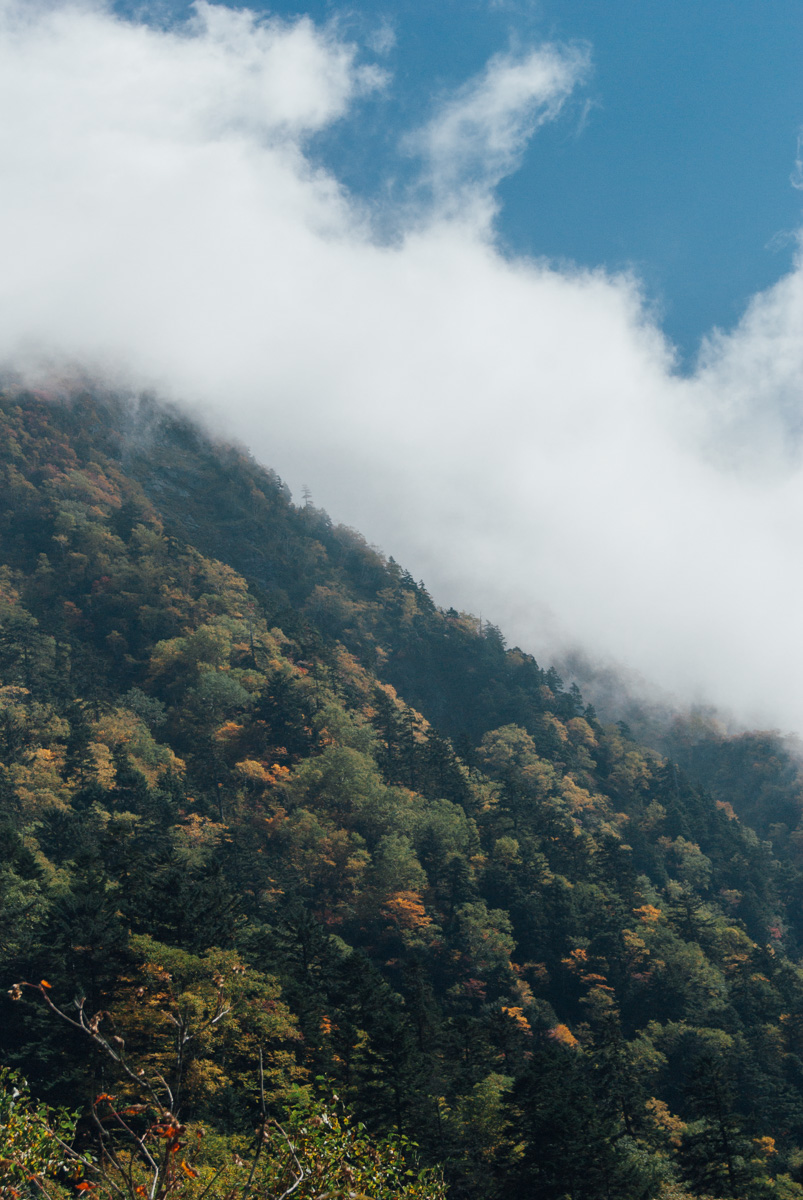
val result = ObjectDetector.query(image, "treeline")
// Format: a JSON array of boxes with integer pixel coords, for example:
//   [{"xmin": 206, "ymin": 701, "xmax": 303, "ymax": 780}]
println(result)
[{"xmin": 2, "ymin": 389, "xmax": 803, "ymax": 1198}]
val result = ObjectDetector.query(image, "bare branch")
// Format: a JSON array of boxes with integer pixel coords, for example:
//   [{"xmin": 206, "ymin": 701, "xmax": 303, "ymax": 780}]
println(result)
[{"xmin": 272, "ymin": 1121, "xmax": 305, "ymax": 1200}]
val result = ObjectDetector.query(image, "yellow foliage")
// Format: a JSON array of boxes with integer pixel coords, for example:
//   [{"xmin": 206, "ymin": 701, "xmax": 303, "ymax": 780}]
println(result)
[
  {"xmin": 543, "ymin": 714, "xmax": 569, "ymax": 743},
  {"xmin": 548, "ymin": 1024, "xmax": 578, "ymax": 1049},
  {"xmin": 382, "ymin": 890, "xmax": 433, "ymax": 930},
  {"xmin": 88, "ymin": 741, "xmax": 116, "ymax": 788},
  {"xmin": 96, "ymin": 709, "xmax": 184, "ymax": 784},
  {"xmin": 623, "ymin": 928, "xmax": 650, "ymax": 968},
  {"xmin": 520, "ymin": 758, "xmax": 556, "ymax": 798},
  {"xmin": 233, "ymin": 758, "xmax": 272, "ymax": 784},
  {"xmin": 562, "ymin": 947, "xmax": 589, "ymax": 972},
  {"xmin": 645, "ymin": 1097, "xmax": 686, "ymax": 1146},
  {"xmin": 173, "ymin": 813, "xmax": 227, "ymax": 856},
  {"xmin": 634, "ymin": 903, "xmax": 662, "ymax": 925},
  {"xmin": 609, "ymin": 749, "xmax": 653, "ymax": 795},
  {"xmin": 113, "ymin": 936, "xmax": 304, "ymax": 1109},
  {"xmin": 501, "ymin": 1006, "xmax": 532, "ymax": 1035},
  {"xmin": 566, "ymin": 717, "xmax": 598, "ymax": 748},
  {"xmin": 559, "ymin": 777, "xmax": 597, "ymax": 813},
  {"xmin": 641, "ymin": 801, "xmax": 667, "ymax": 833},
  {"xmin": 9, "ymin": 746, "xmax": 69, "ymax": 816},
  {"xmin": 214, "ymin": 720, "xmax": 244, "ymax": 743}
]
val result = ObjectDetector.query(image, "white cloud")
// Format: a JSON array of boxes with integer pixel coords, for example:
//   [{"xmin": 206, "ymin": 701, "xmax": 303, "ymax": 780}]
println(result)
[
  {"xmin": 365, "ymin": 17, "xmax": 395, "ymax": 57},
  {"xmin": 792, "ymin": 129, "xmax": 803, "ymax": 190},
  {"xmin": 406, "ymin": 43, "xmax": 589, "ymax": 216},
  {"xmin": 2, "ymin": 1, "xmax": 803, "ymax": 734}
]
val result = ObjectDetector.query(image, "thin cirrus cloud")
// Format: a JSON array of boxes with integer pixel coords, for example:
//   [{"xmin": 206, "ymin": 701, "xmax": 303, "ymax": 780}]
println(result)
[
  {"xmin": 405, "ymin": 42, "xmax": 590, "ymax": 212},
  {"xmin": 793, "ymin": 132, "xmax": 803, "ymax": 190},
  {"xmin": 1, "ymin": 0, "xmax": 803, "ymax": 734}
]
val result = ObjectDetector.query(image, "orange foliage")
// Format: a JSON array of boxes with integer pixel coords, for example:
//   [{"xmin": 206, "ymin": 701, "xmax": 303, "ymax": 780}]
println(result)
[
  {"xmin": 381, "ymin": 891, "xmax": 432, "ymax": 930},
  {"xmin": 645, "ymin": 1097, "xmax": 686, "ymax": 1146},
  {"xmin": 633, "ymin": 904, "xmax": 662, "ymax": 925},
  {"xmin": 501, "ymin": 1006, "xmax": 532, "ymax": 1036},
  {"xmin": 548, "ymin": 1024, "xmax": 578, "ymax": 1049},
  {"xmin": 214, "ymin": 721, "xmax": 244, "ymax": 743},
  {"xmin": 561, "ymin": 947, "xmax": 588, "ymax": 974},
  {"xmin": 235, "ymin": 759, "xmax": 291, "ymax": 787}
]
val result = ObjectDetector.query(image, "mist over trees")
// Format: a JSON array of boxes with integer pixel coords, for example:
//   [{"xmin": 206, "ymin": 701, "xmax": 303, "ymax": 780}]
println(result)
[{"xmin": 3, "ymin": 389, "xmax": 803, "ymax": 1198}]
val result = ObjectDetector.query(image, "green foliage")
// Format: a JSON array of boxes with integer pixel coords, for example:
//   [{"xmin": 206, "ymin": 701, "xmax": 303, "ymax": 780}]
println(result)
[
  {"xmin": 3, "ymin": 389, "xmax": 803, "ymax": 1200},
  {"xmin": 0, "ymin": 1067, "xmax": 80, "ymax": 1197},
  {"xmin": 255, "ymin": 1100, "xmax": 447, "ymax": 1200}
]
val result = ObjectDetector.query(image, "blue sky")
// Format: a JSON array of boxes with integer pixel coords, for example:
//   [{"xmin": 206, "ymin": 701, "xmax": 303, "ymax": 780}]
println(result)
[{"xmin": 114, "ymin": 0, "xmax": 803, "ymax": 361}]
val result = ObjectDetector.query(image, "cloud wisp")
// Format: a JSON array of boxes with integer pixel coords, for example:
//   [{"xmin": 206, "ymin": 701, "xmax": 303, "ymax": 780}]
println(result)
[
  {"xmin": 405, "ymin": 43, "xmax": 589, "ymax": 216},
  {"xmin": 2, "ymin": 1, "xmax": 803, "ymax": 734}
]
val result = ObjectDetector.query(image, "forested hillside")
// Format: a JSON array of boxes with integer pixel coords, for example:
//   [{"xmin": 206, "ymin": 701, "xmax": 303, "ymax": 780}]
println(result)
[{"xmin": 3, "ymin": 388, "xmax": 803, "ymax": 1199}]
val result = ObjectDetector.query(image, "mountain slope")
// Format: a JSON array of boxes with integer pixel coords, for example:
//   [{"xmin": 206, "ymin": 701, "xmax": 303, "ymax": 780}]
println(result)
[{"xmin": 2, "ymin": 386, "xmax": 803, "ymax": 1200}]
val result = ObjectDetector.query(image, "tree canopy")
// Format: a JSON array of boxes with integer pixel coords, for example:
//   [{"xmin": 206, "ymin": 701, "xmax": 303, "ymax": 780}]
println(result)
[{"xmin": 3, "ymin": 388, "xmax": 803, "ymax": 1199}]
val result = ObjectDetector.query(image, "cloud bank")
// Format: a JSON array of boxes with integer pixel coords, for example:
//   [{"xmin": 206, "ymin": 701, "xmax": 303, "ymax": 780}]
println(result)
[{"xmin": 2, "ymin": 0, "xmax": 803, "ymax": 733}]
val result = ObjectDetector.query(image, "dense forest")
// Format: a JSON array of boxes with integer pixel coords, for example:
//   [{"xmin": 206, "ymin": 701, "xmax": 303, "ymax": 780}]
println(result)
[{"xmin": 4, "ymin": 389, "xmax": 803, "ymax": 1198}]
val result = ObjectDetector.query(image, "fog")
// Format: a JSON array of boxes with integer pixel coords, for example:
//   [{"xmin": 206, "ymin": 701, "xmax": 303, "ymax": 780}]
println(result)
[{"xmin": 2, "ymin": 1, "xmax": 803, "ymax": 732}]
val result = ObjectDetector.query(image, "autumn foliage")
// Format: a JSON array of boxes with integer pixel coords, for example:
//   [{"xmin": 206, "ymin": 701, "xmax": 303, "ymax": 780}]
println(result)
[{"xmin": 2, "ymin": 391, "xmax": 803, "ymax": 1199}]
